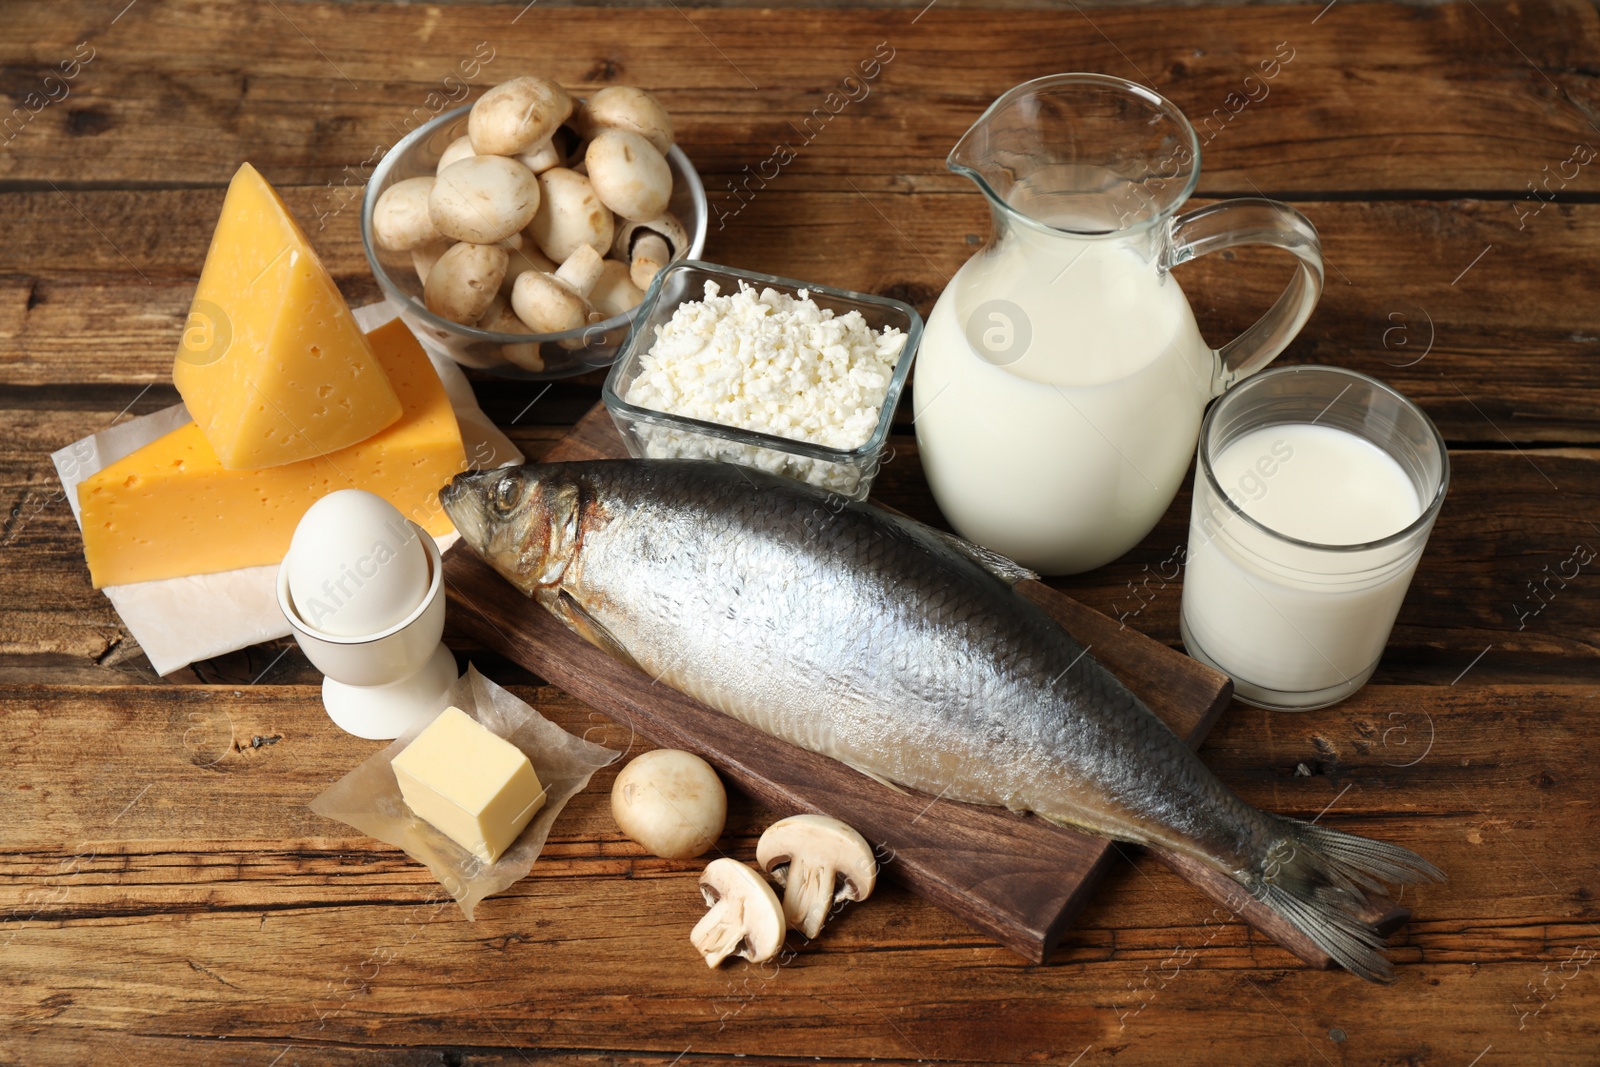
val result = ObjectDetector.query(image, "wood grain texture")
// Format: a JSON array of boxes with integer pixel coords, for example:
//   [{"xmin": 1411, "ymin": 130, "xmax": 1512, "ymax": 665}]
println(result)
[
  {"xmin": 2, "ymin": 682, "xmax": 1595, "ymax": 1063},
  {"xmin": 2, "ymin": 0, "xmax": 1596, "ymax": 193}
]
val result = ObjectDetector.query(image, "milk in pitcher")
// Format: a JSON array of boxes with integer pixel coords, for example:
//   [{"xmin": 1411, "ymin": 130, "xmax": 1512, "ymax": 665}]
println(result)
[{"xmin": 915, "ymin": 214, "xmax": 1214, "ymax": 574}]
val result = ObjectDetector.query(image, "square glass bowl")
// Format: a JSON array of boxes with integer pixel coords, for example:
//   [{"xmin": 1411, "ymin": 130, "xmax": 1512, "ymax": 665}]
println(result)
[
  {"xmin": 602, "ymin": 261, "xmax": 922, "ymax": 501},
  {"xmin": 361, "ymin": 103, "xmax": 708, "ymax": 380}
]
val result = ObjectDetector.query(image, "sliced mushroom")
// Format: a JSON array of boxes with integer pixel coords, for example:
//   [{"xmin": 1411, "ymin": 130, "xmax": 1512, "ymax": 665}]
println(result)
[
  {"xmin": 690, "ymin": 858, "xmax": 786, "ymax": 968},
  {"xmin": 410, "ymin": 238, "xmax": 454, "ymax": 286},
  {"xmin": 468, "ymin": 75, "xmax": 572, "ymax": 156},
  {"xmin": 585, "ymin": 127, "xmax": 672, "ymax": 223},
  {"xmin": 430, "ymin": 155, "xmax": 541, "ymax": 244},
  {"xmin": 573, "ymin": 86, "xmax": 674, "ymax": 155},
  {"xmin": 436, "ymin": 134, "xmax": 477, "ymax": 173},
  {"xmin": 373, "ymin": 176, "xmax": 442, "ymax": 252},
  {"xmin": 590, "ymin": 258, "xmax": 646, "ymax": 318},
  {"xmin": 510, "ymin": 243, "xmax": 604, "ymax": 334},
  {"xmin": 527, "ymin": 167, "xmax": 614, "ymax": 263},
  {"xmin": 755, "ymin": 814, "xmax": 877, "ymax": 940},
  {"xmin": 424, "ymin": 241, "xmax": 508, "ymax": 325},
  {"xmin": 612, "ymin": 212, "xmax": 689, "ymax": 290}
]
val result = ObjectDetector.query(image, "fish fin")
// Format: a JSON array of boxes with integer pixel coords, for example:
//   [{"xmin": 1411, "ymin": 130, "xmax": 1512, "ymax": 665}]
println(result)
[
  {"xmin": 541, "ymin": 588, "xmax": 643, "ymax": 673},
  {"xmin": 842, "ymin": 761, "xmax": 913, "ymax": 796},
  {"xmin": 926, "ymin": 528, "xmax": 1039, "ymax": 585},
  {"xmin": 1247, "ymin": 817, "xmax": 1445, "ymax": 983}
]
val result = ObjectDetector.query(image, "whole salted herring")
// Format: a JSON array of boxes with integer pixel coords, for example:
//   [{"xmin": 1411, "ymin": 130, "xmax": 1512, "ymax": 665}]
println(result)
[{"xmin": 441, "ymin": 460, "xmax": 1443, "ymax": 981}]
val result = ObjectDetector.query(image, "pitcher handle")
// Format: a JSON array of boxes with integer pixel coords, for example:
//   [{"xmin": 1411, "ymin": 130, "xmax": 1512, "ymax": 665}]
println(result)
[{"xmin": 1165, "ymin": 198, "xmax": 1324, "ymax": 396}]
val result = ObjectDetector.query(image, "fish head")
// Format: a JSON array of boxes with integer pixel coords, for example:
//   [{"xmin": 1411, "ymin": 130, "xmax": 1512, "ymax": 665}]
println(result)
[{"xmin": 440, "ymin": 465, "xmax": 580, "ymax": 596}]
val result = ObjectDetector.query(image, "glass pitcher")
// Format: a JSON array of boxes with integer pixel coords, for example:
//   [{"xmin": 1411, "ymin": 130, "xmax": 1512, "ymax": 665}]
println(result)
[{"xmin": 915, "ymin": 73, "xmax": 1324, "ymax": 575}]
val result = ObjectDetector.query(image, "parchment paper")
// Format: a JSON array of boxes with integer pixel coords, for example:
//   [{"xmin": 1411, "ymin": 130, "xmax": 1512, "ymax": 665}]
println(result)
[
  {"xmin": 52, "ymin": 302, "xmax": 523, "ymax": 676},
  {"xmin": 309, "ymin": 665, "xmax": 620, "ymax": 918}
]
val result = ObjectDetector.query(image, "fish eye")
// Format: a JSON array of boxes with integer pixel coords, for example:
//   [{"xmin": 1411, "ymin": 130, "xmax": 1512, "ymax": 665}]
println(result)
[{"xmin": 492, "ymin": 474, "xmax": 523, "ymax": 515}]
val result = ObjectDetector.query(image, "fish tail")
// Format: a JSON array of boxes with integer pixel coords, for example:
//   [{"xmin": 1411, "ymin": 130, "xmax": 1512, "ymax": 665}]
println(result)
[{"xmin": 1246, "ymin": 817, "xmax": 1444, "ymax": 983}]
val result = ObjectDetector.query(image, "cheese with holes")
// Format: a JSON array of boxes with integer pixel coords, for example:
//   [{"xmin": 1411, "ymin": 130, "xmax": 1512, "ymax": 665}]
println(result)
[
  {"xmin": 173, "ymin": 162, "xmax": 402, "ymax": 470},
  {"xmin": 78, "ymin": 319, "xmax": 466, "ymax": 588},
  {"xmin": 392, "ymin": 706, "xmax": 546, "ymax": 863}
]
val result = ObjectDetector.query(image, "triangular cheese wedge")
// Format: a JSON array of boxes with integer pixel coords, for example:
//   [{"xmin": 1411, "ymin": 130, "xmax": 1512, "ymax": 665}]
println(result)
[
  {"xmin": 173, "ymin": 163, "xmax": 402, "ymax": 469},
  {"xmin": 80, "ymin": 319, "xmax": 466, "ymax": 588}
]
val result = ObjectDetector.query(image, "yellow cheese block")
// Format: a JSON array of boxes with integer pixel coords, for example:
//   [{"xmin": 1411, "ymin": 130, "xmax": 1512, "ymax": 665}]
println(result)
[
  {"xmin": 173, "ymin": 162, "xmax": 403, "ymax": 470},
  {"xmin": 79, "ymin": 319, "xmax": 466, "ymax": 588},
  {"xmin": 392, "ymin": 706, "xmax": 546, "ymax": 864}
]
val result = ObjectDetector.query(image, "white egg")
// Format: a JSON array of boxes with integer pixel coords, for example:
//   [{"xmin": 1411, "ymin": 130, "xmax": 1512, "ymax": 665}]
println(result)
[{"xmin": 285, "ymin": 490, "xmax": 431, "ymax": 638}]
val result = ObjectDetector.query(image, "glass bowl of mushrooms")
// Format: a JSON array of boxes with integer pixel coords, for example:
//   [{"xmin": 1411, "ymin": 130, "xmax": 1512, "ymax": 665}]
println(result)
[{"xmin": 362, "ymin": 79, "xmax": 708, "ymax": 379}]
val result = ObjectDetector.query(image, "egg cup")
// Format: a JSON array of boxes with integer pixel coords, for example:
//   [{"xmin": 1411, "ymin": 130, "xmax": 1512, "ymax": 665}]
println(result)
[{"xmin": 277, "ymin": 524, "xmax": 457, "ymax": 739}]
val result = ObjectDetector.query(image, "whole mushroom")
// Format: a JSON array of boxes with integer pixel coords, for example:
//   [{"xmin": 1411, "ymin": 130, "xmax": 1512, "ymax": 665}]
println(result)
[
  {"xmin": 410, "ymin": 238, "xmax": 454, "ymax": 286},
  {"xmin": 590, "ymin": 258, "xmax": 646, "ymax": 318},
  {"xmin": 612, "ymin": 212, "xmax": 689, "ymax": 290},
  {"xmin": 500, "ymin": 243, "xmax": 559, "ymax": 298},
  {"xmin": 573, "ymin": 86, "xmax": 674, "ymax": 155},
  {"xmin": 430, "ymin": 155, "xmax": 541, "ymax": 244},
  {"xmin": 609, "ymin": 749, "xmax": 727, "ymax": 859},
  {"xmin": 436, "ymin": 134, "xmax": 477, "ymax": 173},
  {"xmin": 755, "ymin": 814, "xmax": 877, "ymax": 940},
  {"xmin": 424, "ymin": 241, "xmax": 508, "ymax": 325},
  {"xmin": 469, "ymin": 75, "xmax": 572, "ymax": 158},
  {"xmin": 585, "ymin": 127, "xmax": 672, "ymax": 223},
  {"xmin": 372, "ymin": 176, "xmax": 443, "ymax": 252},
  {"xmin": 511, "ymin": 243, "xmax": 605, "ymax": 335},
  {"xmin": 477, "ymin": 295, "xmax": 544, "ymax": 372},
  {"xmin": 527, "ymin": 167, "xmax": 615, "ymax": 263},
  {"xmin": 690, "ymin": 858, "xmax": 786, "ymax": 968}
]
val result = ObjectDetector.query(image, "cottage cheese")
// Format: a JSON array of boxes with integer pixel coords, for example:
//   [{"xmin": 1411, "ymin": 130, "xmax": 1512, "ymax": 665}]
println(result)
[{"xmin": 623, "ymin": 281, "xmax": 908, "ymax": 494}]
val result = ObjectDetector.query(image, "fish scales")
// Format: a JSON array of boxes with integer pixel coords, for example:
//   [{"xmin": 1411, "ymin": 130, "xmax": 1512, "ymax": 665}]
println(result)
[
  {"xmin": 572, "ymin": 462, "xmax": 1255, "ymax": 856},
  {"xmin": 443, "ymin": 459, "xmax": 1443, "ymax": 981}
]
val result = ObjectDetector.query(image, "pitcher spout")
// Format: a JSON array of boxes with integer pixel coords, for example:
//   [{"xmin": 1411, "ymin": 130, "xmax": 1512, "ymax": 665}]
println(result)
[{"xmin": 948, "ymin": 73, "xmax": 1202, "ymax": 237}]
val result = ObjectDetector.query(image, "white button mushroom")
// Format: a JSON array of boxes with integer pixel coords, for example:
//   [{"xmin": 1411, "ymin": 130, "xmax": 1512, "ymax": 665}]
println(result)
[
  {"xmin": 500, "ymin": 243, "xmax": 559, "ymax": 299},
  {"xmin": 469, "ymin": 75, "xmax": 572, "ymax": 157},
  {"xmin": 477, "ymin": 294, "xmax": 544, "ymax": 372},
  {"xmin": 690, "ymin": 858, "xmax": 787, "ymax": 968},
  {"xmin": 755, "ymin": 814, "xmax": 877, "ymax": 940},
  {"xmin": 430, "ymin": 155, "xmax": 542, "ymax": 245},
  {"xmin": 424, "ymin": 241, "xmax": 508, "ymax": 325},
  {"xmin": 585, "ymin": 128, "xmax": 672, "ymax": 223},
  {"xmin": 527, "ymin": 167, "xmax": 615, "ymax": 264},
  {"xmin": 511, "ymin": 243, "xmax": 605, "ymax": 335},
  {"xmin": 573, "ymin": 86, "xmax": 674, "ymax": 155},
  {"xmin": 436, "ymin": 134, "xmax": 477, "ymax": 174},
  {"xmin": 612, "ymin": 212, "xmax": 689, "ymax": 290},
  {"xmin": 373, "ymin": 176, "xmax": 443, "ymax": 252},
  {"xmin": 609, "ymin": 748, "xmax": 727, "ymax": 860},
  {"xmin": 590, "ymin": 257, "xmax": 646, "ymax": 318},
  {"xmin": 516, "ymin": 136, "xmax": 564, "ymax": 175},
  {"xmin": 410, "ymin": 238, "xmax": 453, "ymax": 286}
]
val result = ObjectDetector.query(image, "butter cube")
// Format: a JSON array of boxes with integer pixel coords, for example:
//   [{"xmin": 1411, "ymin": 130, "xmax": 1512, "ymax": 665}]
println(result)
[{"xmin": 391, "ymin": 706, "xmax": 546, "ymax": 863}]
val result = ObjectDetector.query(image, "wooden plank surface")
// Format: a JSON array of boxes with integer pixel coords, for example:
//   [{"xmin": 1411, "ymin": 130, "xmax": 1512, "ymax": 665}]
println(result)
[
  {"xmin": 3, "ymin": 0, "xmax": 1597, "ymax": 193},
  {"xmin": 2, "ymin": 682, "xmax": 1594, "ymax": 1063},
  {"xmin": 3, "ymin": 0, "xmax": 1599, "ymax": 1062}
]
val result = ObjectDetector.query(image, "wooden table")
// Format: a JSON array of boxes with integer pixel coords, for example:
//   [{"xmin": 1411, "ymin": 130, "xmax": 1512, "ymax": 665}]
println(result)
[{"xmin": 4, "ymin": 1, "xmax": 1597, "ymax": 1063}]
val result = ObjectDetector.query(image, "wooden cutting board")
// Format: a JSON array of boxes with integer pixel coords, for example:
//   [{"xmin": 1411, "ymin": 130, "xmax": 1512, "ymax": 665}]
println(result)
[{"xmin": 443, "ymin": 404, "xmax": 1407, "ymax": 965}]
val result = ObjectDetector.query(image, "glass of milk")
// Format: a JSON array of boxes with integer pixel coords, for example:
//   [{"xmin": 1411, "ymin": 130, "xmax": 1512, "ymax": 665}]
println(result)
[{"xmin": 1179, "ymin": 366, "xmax": 1448, "ymax": 710}]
